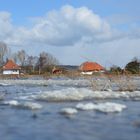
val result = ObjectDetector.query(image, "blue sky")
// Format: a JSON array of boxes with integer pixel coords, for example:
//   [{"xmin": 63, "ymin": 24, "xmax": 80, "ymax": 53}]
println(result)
[
  {"xmin": 0, "ymin": 1, "xmax": 136, "ymax": 20},
  {"xmin": 0, "ymin": 0, "xmax": 140, "ymax": 67},
  {"xmin": 1, "ymin": 0, "xmax": 139, "ymax": 23}
]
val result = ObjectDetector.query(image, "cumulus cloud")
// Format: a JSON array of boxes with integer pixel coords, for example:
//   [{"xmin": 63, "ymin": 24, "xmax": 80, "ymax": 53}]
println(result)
[
  {"xmin": 0, "ymin": 5, "xmax": 114, "ymax": 46},
  {"xmin": 0, "ymin": 5, "xmax": 136, "ymax": 47},
  {"xmin": 0, "ymin": 5, "xmax": 140, "ymax": 66},
  {"xmin": 0, "ymin": 12, "xmax": 13, "ymax": 40},
  {"xmin": 37, "ymin": 5, "xmax": 112, "ymax": 46}
]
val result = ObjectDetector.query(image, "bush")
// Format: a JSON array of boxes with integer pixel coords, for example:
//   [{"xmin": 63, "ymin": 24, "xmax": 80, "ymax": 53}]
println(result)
[
  {"xmin": 125, "ymin": 58, "xmax": 140, "ymax": 74},
  {"xmin": 110, "ymin": 65, "xmax": 122, "ymax": 74}
]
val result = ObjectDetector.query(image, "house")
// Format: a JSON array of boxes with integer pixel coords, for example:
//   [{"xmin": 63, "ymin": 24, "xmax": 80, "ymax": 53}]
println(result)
[
  {"xmin": 2, "ymin": 59, "xmax": 21, "ymax": 75},
  {"xmin": 79, "ymin": 61, "xmax": 104, "ymax": 75}
]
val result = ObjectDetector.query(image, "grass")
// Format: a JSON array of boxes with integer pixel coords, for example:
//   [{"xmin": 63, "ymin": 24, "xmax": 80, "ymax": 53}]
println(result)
[{"xmin": 83, "ymin": 73, "xmax": 138, "ymax": 92}]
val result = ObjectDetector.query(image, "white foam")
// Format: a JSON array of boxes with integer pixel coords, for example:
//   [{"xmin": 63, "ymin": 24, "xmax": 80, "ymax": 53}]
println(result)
[
  {"xmin": 0, "ymin": 80, "xmax": 48, "ymax": 86},
  {"xmin": 0, "ymin": 78, "xmax": 94, "ymax": 87},
  {"xmin": 0, "ymin": 83, "xmax": 11, "ymax": 86},
  {"xmin": 93, "ymin": 102, "xmax": 127, "ymax": 113},
  {"xmin": 47, "ymin": 79, "xmax": 90, "ymax": 87},
  {"xmin": 4, "ymin": 100, "xmax": 20, "ymax": 106},
  {"xmin": 3, "ymin": 100, "xmax": 42, "ymax": 110},
  {"xmin": 76, "ymin": 103, "xmax": 96, "ymax": 110},
  {"xmin": 35, "ymin": 87, "xmax": 140, "ymax": 101},
  {"xmin": 76, "ymin": 102, "xmax": 127, "ymax": 113},
  {"xmin": 21, "ymin": 102, "xmax": 42, "ymax": 110},
  {"xmin": 60, "ymin": 108, "xmax": 78, "ymax": 115},
  {"xmin": 0, "ymin": 77, "xmax": 139, "ymax": 91},
  {"xmin": 35, "ymin": 88, "xmax": 93, "ymax": 101}
]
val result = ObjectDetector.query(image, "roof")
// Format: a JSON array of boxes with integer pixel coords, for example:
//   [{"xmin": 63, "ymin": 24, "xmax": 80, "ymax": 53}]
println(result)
[
  {"xmin": 2, "ymin": 60, "xmax": 21, "ymax": 70},
  {"xmin": 79, "ymin": 61, "xmax": 104, "ymax": 71}
]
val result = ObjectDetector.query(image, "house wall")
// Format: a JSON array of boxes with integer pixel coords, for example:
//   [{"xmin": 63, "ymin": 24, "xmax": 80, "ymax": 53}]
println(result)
[
  {"xmin": 81, "ymin": 70, "xmax": 105, "ymax": 75},
  {"xmin": 3, "ymin": 70, "xmax": 20, "ymax": 75},
  {"xmin": 81, "ymin": 71, "xmax": 93, "ymax": 75}
]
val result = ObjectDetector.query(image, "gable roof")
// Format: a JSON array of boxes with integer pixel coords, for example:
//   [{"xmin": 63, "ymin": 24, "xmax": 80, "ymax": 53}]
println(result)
[
  {"xmin": 2, "ymin": 60, "xmax": 21, "ymax": 70},
  {"xmin": 79, "ymin": 61, "xmax": 104, "ymax": 71}
]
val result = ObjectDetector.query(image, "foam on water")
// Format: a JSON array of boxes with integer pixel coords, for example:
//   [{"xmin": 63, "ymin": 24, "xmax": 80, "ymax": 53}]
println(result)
[
  {"xmin": 3, "ymin": 100, "xmax": 42, "ymax": 110},
  {"xmin": 76, "ymin": 102, "xmax": 127, "ymax": 113},
  {"xmin": 35, "ymin": 87, "xmax": 93, "ymax": 101},
  {"xmin": 21, "ymin": 102, "xmax": 42, "ymax": 110},
  {"xmin": 0, "ymin": 80, "xmax": 48, "ymax": 86},
  {"xmin": 1, "ymin": 78, "xmax": 140, "ymax": 102},
  {"xmin": 95, "ymin": 102, "xmax": 127, "ymax": 113},
  {"xmin": 60, "ymin": 108, "xmax": 78, "ymax": 115},
  {"xmin": 4, "ymin": 100, "xmax": 19, "ymax": 106},
  {"xmin": 34, "ymin": 87, "xmax": 140, "ymax": 101},
  {"xmin": 47, "ymin": 79, "xmax": 90, "ymax": 87},
  {"xmin": 0, "ymin": 79, "xmax": 89, "ymax": 86},
  {"xmin": 0, "ymin": 77, "xmax": 140, "ymax": 90},
  {"xmin": 0, "ymin": 83, "xmax": 11, "ymax": 86},
  {"xmin": 76, "ymin": 102, "xmax": 97, "ymax": 110}
]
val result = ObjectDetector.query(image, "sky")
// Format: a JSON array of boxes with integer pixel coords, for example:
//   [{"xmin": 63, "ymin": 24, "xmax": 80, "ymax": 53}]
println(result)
[{"xmin": 0, "ymin": 0, "xmax": 140, "ymax": 67}]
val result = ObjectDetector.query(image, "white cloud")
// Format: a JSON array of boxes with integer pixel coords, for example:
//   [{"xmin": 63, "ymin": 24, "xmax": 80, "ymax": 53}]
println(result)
[
  {"xmin": 1, "ymin": 5, "xmax": 113, "ymax": 46},
  {"xmin": 0, "ymin": 12, "xmax": 13, "ymax": 40},
  {"xmin": 35, "ymin": 5, "xmax": 113, "ymax": 45},
  {"xmin": 0, "ymin": 5, "xmax": 140, "ymax": 66},
  {"xmin": 55, "ymin": 37, "xmax": 140, "ymax": 67}
]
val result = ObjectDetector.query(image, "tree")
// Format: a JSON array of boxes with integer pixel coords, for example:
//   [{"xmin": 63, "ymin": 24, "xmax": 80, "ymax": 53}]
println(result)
[
  {"xmin": 37, "ymin": 51, "xmax": 59, "ymax": 74},
  {"xmin": 26, "ymin": 56, "xmax": 38, "ymax": 66},
  {"xmin": 0, "ymin": 41, "xmax": 8, "ymax": 65},
  {"xmin": 26, "ymin": 55, "xmax": 38, "ymax": 73},
  {"xmin": 46, "ymin": 53, "xmax": 59, "ymax": 65},
  {"xmin": 110, "ymin": 65, "xmax": 122, "ymax": 74},
  {"xmin": 17, "ymin": 50, "xmax": 27, "ymax": 66},
  {"xmin": 12, "ymin": 52, "xmax": 18, "ymax": 63},
  {"xmin": 125, "ymin": 58, "xmax": 140, "ymax": 74}
]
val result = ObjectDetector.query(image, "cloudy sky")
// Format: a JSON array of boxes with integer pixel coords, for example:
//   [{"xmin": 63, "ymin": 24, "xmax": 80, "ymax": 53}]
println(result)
[{"xmin": 0, "ymin": 0, "xmax": 140, "ymax": 67}]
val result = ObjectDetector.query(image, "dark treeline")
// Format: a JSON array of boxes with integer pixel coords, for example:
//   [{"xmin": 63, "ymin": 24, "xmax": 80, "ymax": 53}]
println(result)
[{"xmin": 0, "ymin": 41, "xmax": 59, "ymax": 74}]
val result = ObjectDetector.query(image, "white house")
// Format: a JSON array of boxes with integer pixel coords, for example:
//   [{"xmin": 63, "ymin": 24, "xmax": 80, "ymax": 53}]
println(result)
[{"xmin": 2, "ymin": 60, "xmax": 21, "ymax": 75}]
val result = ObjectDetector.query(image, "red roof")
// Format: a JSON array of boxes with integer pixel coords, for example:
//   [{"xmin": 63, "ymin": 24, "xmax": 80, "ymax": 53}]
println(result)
[
  {"xmin": 2, "ymin": 60, "xmax": 21, "ymax": 70},
  {"xmin": 79, "ymin": 61, "xmax": 104, "ymax": 71}
]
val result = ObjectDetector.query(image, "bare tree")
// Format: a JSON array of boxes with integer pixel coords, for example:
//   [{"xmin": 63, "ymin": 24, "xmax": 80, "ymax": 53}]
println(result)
[
  {"xmin": 17, "ymin": 50, "xmax": 27, "ymax": 66},
  {"xmin": 12, "ymin": 52, "xmax": 18, "ymax": 63},
  {"xmin": 38, "ymin": 51, "xmax": 59, "ymax": 66},
  {"xmin": 26, "ymin": 55, "xmax": 38, "ymax": 72},
  {"xmin": 0, "ymin": 41, "xmax": 8, "ymax": 65},
  {"xmin": 46, "ymin": 53, "xmax": 59, "ymax": 65},
  {"xmin": 26, "ymin": 56, "xmax": 37, "ymax": 66},
  {"xmin": 37, "ymin": 51, "xmax": 59, "ymax": 74}
]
